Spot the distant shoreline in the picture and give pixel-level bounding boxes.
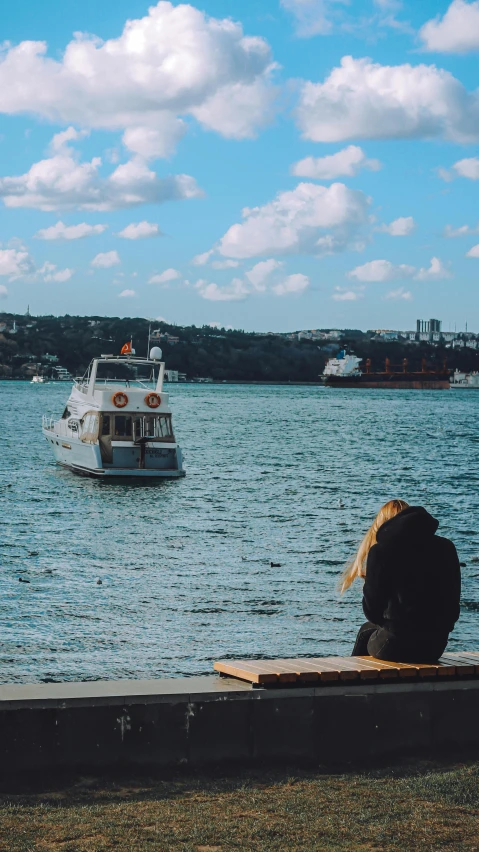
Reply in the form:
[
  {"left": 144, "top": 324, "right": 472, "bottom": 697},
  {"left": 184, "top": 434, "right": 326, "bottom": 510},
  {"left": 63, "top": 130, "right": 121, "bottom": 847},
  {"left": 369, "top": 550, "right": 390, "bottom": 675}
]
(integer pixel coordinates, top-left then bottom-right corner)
[{"left": 0, "top": 378, "right": 323, "bottom": 386}]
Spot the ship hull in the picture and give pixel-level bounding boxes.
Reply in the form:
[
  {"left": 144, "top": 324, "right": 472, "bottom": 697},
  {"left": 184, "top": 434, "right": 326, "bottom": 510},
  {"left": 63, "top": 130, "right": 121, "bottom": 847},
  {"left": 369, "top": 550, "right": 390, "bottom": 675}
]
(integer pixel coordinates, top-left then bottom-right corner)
[{"left": 323, "top": 376, "right": 450, "bottom": 389}]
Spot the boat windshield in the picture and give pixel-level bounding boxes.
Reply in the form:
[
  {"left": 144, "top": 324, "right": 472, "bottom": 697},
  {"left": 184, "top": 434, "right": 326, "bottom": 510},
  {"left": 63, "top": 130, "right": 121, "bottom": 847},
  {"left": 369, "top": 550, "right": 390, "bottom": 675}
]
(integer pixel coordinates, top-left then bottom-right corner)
[{"left": 79, "top": 360, "right": 161, "bottom": 389}]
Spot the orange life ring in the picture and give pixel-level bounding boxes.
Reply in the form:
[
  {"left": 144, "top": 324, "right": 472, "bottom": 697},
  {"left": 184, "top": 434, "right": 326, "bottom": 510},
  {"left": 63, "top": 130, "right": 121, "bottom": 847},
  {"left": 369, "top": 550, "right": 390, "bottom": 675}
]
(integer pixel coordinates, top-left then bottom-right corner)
[
  {"left": 112, "top": 391, "right": 128, "bottom": 408},
  {"left": 145, "top": 392, "right": 161, "bottom": 409}
]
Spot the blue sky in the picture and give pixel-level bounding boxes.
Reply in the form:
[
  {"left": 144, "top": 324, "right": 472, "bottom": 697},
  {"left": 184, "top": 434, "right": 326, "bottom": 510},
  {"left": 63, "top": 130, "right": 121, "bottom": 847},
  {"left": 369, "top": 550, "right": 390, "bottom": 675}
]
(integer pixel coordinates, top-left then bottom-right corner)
[{"left": 1, "top": 0, "right": 479, "bottom": 331}]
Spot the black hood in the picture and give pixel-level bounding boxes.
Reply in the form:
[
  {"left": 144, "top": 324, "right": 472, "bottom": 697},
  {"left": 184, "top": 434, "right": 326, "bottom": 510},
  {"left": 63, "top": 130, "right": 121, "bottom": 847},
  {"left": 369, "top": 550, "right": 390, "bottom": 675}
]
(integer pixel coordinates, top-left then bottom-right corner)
[{"left": 376, "top": 506, "right": 439, "bottom": 552}]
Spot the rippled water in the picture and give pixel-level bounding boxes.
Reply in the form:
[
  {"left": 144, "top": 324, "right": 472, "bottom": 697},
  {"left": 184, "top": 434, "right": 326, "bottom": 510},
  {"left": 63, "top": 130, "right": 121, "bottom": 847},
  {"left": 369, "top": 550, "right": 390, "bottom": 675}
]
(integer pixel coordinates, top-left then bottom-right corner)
[{"left": 1, "top": 381, "right": 478, "bottom": 684}]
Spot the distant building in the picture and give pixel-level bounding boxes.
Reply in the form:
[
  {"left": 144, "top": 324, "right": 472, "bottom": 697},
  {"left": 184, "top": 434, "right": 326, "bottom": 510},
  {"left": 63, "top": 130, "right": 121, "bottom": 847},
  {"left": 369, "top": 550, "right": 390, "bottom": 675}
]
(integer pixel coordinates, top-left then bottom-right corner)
[
  {"left": 416, "top": 318, "right": 442, "bottom": 333},
  {"left": 43, "top": 353, "right": 59, "bottom": 363},
  {"left": 164, "top": 370, "right": 179, "bottom": 382},
  {"left": 150, "top": 330, "right": 180, "bottom": 345},
  {"left": 374, "top": 330, "right": 399, "bottom": 341}
]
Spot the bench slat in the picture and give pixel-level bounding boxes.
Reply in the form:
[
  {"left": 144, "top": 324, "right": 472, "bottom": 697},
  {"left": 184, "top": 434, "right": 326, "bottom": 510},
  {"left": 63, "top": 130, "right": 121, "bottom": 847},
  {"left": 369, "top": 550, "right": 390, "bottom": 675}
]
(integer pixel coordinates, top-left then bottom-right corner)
[
  {"left": 214, "top": 651, "right": 479, "bottom": 686},
  {"left": 439, "top": 653, "right": 477, "bottom": 676}
]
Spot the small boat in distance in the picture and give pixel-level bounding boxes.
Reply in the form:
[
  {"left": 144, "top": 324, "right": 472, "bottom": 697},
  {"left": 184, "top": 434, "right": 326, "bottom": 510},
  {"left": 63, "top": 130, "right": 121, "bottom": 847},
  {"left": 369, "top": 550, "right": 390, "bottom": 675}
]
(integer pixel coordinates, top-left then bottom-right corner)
[
  {"left": 322, "top": 350, "right": 450, "bottom": 389},
  {"left": 450, "top": 370, "right": 479, "bottom": 389},
  {"left": 31, "top": 375, "right": 47, "bottom": 384},
  {"left": 42, "top": 346, "right": 185, "bottom": 478}
]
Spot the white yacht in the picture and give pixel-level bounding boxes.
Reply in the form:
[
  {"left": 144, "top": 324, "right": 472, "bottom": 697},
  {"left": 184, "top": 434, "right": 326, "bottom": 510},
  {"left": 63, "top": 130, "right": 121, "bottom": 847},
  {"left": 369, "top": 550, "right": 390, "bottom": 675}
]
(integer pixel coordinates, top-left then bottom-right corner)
[
  {"left": 42, "top": 349, "right": 185, "bottom": 478},
  {"left": 450, "top": 370, "right": 479, "bottom": 389},
  {"left": 31, "top": 375, "right": 47, "bottom": 384}
]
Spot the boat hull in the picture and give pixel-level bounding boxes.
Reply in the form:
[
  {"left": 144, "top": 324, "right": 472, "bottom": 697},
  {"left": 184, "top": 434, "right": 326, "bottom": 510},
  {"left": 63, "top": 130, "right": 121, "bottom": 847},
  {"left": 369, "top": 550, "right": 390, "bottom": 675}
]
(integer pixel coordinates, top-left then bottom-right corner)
[
  {"left": 57, "top": 463, "right": 185, "bottom": 478},
  {"left": 323, "top": 377, "right": 450, "bottom": 389},
  {"left": 43, "top": 429, "right": 185, "bottom": 478}
]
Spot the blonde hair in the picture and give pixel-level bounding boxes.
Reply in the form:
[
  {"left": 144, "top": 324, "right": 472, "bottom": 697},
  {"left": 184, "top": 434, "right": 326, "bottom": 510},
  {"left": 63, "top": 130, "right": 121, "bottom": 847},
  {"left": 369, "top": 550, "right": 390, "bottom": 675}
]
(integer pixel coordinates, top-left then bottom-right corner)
[{"left": 340, "top": 499, "right": 409, "bottom": 594}]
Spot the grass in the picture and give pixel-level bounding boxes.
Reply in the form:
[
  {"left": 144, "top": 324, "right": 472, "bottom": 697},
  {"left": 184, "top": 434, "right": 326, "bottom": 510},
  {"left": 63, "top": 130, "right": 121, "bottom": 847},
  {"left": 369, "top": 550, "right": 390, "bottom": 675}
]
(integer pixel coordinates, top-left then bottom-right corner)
[{"left": 1, "top": 760, "right": 479, "bottom": 851}]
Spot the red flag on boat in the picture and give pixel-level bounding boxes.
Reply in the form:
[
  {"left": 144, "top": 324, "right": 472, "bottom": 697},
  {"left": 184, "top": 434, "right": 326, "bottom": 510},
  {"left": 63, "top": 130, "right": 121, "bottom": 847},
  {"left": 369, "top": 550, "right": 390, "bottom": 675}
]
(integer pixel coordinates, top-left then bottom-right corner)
[{"left": 121, "top": 340, "right": 132, "bottom": 355}]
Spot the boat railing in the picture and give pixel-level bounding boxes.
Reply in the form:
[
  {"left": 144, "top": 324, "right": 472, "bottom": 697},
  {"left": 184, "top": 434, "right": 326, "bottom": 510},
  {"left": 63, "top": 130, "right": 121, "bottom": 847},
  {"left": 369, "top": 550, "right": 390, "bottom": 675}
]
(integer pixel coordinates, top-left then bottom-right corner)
[
  {"left": 42, "top": 414, "right": 55, "bottom": 431},
  {"left": 91, "top": 379, "right": 155, "bottom": 390}
]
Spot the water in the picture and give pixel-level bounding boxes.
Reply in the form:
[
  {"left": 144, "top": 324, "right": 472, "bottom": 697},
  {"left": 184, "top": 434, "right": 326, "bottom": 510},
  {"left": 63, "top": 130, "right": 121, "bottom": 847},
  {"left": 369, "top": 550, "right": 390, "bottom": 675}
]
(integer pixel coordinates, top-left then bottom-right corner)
[{"left": 1, "top": 381, "right": 478, "bottom": 684}]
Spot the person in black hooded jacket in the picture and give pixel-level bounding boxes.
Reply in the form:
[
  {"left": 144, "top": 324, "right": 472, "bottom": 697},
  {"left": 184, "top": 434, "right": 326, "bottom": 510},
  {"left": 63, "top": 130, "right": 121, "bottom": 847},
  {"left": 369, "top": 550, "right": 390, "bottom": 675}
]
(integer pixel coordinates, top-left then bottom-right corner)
[{"left": 340, "top": 500, "right": 461, "bottom": 663}]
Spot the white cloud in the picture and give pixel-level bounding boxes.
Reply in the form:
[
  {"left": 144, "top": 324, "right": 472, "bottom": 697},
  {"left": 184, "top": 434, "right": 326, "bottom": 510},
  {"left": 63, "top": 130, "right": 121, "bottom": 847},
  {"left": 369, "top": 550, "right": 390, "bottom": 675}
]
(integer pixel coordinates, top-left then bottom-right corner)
[
  {"left": 195, "top": 264, "right": 310, "bottom": 301},
  {"left": 415, "top": 256, "right": 451, "bottom": 280},
  {"left": 50, "top": 127, "right": 89, "bottom": 152},
  {"left": 35, "top": 221, "right": 108, "bottom": 240},
  {"left": 378, "top": 216, "right": 415, "bottom": 236},
  {"left": 0, "top": 3, "right": 277, "bottom": 154},
  {"left": 420, "top": 0, "right": 479, "bottom": 54},
  {"left": 118, "top": 289, "right": 136, "bottom": 298},
  {"left": 91, "top": 250, "right": 120, "bottom": 268},
  {"left": 280, "top": 0, "right": 347, "bottom": 37},
  {"left": 466, "top": 244, "right": 479, "bottom": 257},
  {"left": 245, "top": 258, "right": 283, "bottom": 290},
  {"left": 211, "top": 259, "right": 240, "bottom": 269},
  {"left": 0, "top": 133, "right": 202, "bottom": 211},
  {"left": 192, "top": 250, "right": 214, "bottom": 266},
  {"left": 0, "top": 248, "right": 34, "bottom": 279},
  {"left": 332, "top": 288, "right": 363, "bottom": 301},
  {"left": 349, "top": 256, "right": 450, "bottom": 282},
  {"left": 282, "top": 0, "right": 408, "bottom": 37},
  {"left": 452, "top": 157, "right": 479, "bottom": 180},
  {"left": 272, "top": 273, "right": 310, "bottom": 296},
  {"left": 0, "top": 285, "right": 7, "bottom": 298},
  {"left": 348, "top": 259, "right": 415, "bottom": 282},
  {"left": 291, "top": 145, "right": 381, "bottom": 179},
  {"left": 117, "top": 221, "right": 161, "bottom": 240},
  {"left": 195, "top": 277, "right": 249, "bottom": 302},
  {"left": 122, "top": 123, "right": 186, "bottom": 160},
  {"left": 39, "top": 261, "right": 74, "bottom": 282},
  {"left": 296, "top": 56, "right": 479, "bottom": 143},
  {"left": 148, "top": 268, "right": 181, "bottom": 284},
  {"left": 217, "top": 182, "right": 370, "bottom": 260},
  {"left": 385, "top": 287, "right": 412, "bottom": 300},
  {"left": 0, "top": 250, "right": 74, "bottom": 283},
  {"left": 444, "top": 223, "right": 479, "bottom": 237}
]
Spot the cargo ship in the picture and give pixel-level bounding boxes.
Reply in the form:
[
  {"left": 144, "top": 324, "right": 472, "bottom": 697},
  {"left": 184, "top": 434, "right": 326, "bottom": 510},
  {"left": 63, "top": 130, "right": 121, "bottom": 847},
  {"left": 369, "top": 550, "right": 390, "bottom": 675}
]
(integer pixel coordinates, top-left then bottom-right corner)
[{"left": 322, "top": 351, "right": 450, "bottom": 389}]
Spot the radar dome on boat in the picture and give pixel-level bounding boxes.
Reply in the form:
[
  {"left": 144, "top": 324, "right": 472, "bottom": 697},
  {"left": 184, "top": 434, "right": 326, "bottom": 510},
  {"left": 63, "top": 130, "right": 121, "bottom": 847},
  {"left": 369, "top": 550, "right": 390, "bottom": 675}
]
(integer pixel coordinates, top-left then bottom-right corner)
[{"left": 150, "top": 346, "right": 163, "bottom": 361}]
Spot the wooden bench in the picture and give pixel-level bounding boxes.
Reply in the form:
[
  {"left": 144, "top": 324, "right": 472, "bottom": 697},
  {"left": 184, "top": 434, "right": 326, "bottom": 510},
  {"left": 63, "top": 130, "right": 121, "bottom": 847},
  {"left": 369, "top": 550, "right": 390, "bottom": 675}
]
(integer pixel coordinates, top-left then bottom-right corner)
[{"left": 214, "top": 652, "right": 479, "bottom": 686}]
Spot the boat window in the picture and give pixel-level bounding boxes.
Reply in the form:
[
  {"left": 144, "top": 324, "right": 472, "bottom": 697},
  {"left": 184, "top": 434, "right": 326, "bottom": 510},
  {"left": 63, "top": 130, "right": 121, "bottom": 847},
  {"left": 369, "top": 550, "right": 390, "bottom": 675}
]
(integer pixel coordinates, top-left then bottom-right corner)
[
  {"left": 157, "top": 415, "right": 173, "bottom": 438},
  {"left": 61, "top": 407, "right": 71, "bottom": 420},
  {"left": 115, "top": 415, "right": 132, "bottom": 438},
  {"left": 80, "top": 412, "right": 100, "bottom": 444},
  {"left": 102, "top": 415, "right": 111, "bottom": 436},
  {"left": 132, "top": 414, "right": 174, "bottom": 440}
]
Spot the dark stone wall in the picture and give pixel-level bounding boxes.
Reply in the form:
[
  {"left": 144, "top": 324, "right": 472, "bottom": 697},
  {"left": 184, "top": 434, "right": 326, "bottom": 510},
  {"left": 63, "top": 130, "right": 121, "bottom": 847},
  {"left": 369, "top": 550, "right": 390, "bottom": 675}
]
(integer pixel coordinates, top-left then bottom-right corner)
[{"left": 1, "top": 676, "right": 479, "bottom": 774}]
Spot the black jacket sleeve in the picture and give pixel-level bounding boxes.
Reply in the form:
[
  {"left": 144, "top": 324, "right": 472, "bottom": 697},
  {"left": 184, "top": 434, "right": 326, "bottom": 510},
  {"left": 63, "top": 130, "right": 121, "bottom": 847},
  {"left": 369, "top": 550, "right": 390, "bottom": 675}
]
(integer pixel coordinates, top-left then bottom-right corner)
[
  {"left": 440, "top": 538, "right": 461, "bottom": 632},
  {"left": 362, "top": 544, "right": 389, "bottom": 626}
]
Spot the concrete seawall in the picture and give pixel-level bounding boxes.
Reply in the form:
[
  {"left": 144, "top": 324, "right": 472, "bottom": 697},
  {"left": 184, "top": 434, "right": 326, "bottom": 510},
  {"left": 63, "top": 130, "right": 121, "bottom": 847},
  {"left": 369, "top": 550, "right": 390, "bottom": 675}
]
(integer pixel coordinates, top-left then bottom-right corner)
[{"left": 2, "top": 675, "right": 479, "bottom": 774}]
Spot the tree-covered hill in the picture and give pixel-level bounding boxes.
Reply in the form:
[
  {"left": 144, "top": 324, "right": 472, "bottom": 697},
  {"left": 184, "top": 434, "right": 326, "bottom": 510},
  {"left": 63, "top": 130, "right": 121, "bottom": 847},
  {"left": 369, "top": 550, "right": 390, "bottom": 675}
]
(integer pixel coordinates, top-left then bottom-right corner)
[{"left": 0, "top": 312, "right": 478, "bottom": 381}]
